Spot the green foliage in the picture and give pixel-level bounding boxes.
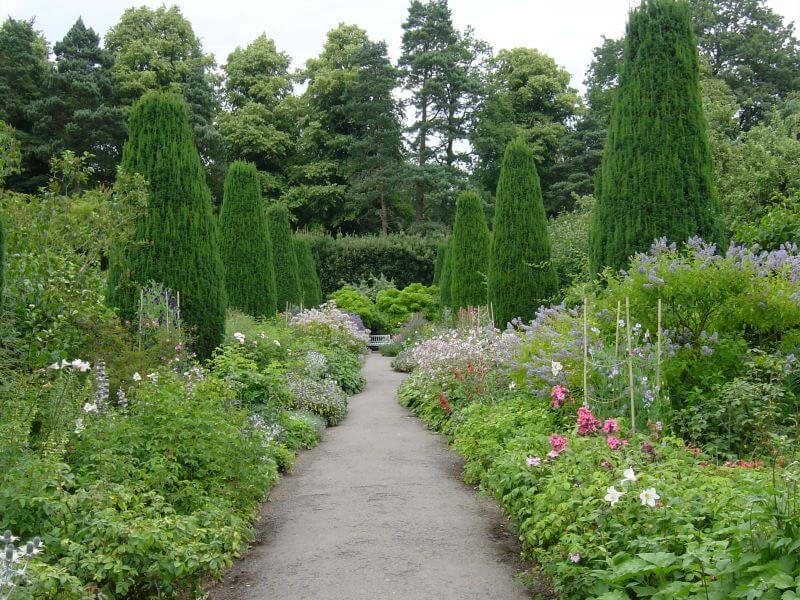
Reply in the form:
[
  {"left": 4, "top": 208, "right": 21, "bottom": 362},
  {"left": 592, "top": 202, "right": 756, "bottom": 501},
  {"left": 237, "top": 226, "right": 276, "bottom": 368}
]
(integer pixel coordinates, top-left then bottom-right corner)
[
  {"left": 328, "top": 287, "right": 389, "bottom": 333},
  {"left": 548, "top": 195, "right": 593, "bottom": 292},
  {"left": 432, "top": 241, "right": 447, "bottom": 285},
  {"left": 106, "top": 91, "right": 226, "bottom": 359},
  {"left": 293, "top": 236, "right": 323, "bottom": 307},
  {"left": 737, "top": 197, "right": 800, "bottom": 250},
  {"left": 376, "top": 283, "right": 438, "bottom": 326},
  {"left": 449, "top": 190, "right": 490, "bottom": 310},
  {"left": 488, "top": 138, "right": 558, "bottom": 326},
  {"left": 438, "top": 242, "right": 452, "bottom": 310},
  {"left": 590, "top": 0, "right": 724, "bottom": 273},
  {"left": 219, "top": 160, "right": 277, "bottom": 317},
  {"left": 303, "top": 232, "right": 439, "bottom": 295},
  {"left": 266, "top": 203, "right": 302, "bottom": 310}
]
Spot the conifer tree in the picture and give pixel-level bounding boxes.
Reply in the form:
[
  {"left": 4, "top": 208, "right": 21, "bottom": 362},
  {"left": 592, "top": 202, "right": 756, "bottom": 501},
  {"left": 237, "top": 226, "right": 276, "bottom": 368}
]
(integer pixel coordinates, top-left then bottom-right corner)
[
  {"left": 106, "top": 91, "right": 226, "bottom": 359},
  {"left": 438, "top": 242, "right": 452, "bottom": 310},
  {"left": 488, "top": 139, "right": 558, "bottom": 326},
  {"left": 590, "top": 0, "right": 723, "bottom": 272},
  {"left": 219, "top": 160, "right": 276, "bottom": 317},
  {"left": 293, "top": 237, "right": 323, "bottom": 308},
  {"left": 266, "top": 204, "right": 302, "bottom": 310},
  {"left": 433, "top": 241, "right": 447, "bottom": 285},
  {"left": 449, "top": 190, "right": 490, "bottom": 310}
]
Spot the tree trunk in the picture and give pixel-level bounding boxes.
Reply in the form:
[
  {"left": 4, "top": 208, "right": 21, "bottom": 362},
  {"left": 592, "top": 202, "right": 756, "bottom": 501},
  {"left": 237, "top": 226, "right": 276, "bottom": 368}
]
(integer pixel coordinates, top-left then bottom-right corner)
[{"left": 379, "top": 187, "right": 388, "bottom": 235}]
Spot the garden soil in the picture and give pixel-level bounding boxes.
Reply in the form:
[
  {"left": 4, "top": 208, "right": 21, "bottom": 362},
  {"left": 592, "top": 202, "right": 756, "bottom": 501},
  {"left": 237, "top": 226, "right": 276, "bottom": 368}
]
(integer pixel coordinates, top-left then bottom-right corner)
[{"left": 210, "top": 354, "right": 530, "bottom": 600}]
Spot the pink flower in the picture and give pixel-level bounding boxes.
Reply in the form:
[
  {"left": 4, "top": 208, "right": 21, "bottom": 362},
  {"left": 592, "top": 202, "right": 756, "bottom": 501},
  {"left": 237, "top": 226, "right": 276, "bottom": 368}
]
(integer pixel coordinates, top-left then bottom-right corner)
[
  {"left": 576, "top": 406, "right": 601, "bottom": 436},
  {"left": 550, "top": 385, "right": 568, "bottom": 408},
  {"left": 606, "top": 435, "right": 621, "bottom": 450},
  {"left": 548, "top": 434, "right": 568, "bottom": 457},
  {"left": 600, "top": 459, "right": 612, "bottom": 469},
  {"left": 602, "top": 418, "right": 619, "bottom": 433},
  {"left": 569, "top": 552, "right": 581, "bottom": 563},
  {"left": 525, "top": 456, "right": 542, "bottom": 467}
]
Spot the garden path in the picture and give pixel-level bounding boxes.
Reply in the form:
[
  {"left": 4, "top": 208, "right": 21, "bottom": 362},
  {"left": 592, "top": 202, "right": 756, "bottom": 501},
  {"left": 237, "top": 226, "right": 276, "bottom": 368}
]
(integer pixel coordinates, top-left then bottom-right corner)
[{"left": 211, "top": 353, "right": 529, "bottom": 600}]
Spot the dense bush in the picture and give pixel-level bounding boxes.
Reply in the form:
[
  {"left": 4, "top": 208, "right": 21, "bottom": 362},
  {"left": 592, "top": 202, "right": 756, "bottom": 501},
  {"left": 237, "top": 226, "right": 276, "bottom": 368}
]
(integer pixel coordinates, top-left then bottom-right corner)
[
  {"left": 376, "top": 283, "right": 438, "bottom": 326},
  {"left": 303, "top": 232, "right": 439, "bottom": 295},
  {"left": 219, "top": 160, "right": 277, "bottom": 317},
  {"left": 106, "top": 91, "right": 226, "bottom": 360},
  {"left": 328, "top": 287, "right": 390, "bottom": 333}
]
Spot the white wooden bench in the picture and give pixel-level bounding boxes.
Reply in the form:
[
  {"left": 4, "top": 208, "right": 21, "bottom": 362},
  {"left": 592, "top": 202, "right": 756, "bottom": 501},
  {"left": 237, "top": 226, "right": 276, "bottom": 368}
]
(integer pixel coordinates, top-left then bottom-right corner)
[{"left": 368, "top": 334, "right": 392, "bottom": 349}]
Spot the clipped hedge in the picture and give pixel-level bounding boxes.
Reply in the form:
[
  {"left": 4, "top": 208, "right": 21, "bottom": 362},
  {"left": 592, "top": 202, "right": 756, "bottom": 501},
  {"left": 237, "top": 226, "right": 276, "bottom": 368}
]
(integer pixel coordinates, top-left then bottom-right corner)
[{"left": 301, "top": 233, "right": 439, "bottom": 295}]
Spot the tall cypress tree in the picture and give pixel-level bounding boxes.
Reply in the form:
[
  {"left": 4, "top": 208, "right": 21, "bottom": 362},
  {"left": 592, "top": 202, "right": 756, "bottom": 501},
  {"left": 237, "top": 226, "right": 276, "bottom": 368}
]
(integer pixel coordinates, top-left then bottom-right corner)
[
  {"left": 107, "top": 91, "right": 226, "bottom": 359},
  {"left": 438, "top": 242, "right": 452, "bottom": 311},
  {"left": 266, "top": 204, "right": 302, "bottom": 310},
  {"left": 433, "top": 241, "right": 447, "bottom": 285},
  {"left": 449, "top": 190, "right": 490, "bottom": 310},
  {"left": 293, "top": 236, "right": 323, "bottom": 308},
  {"left": 590, "top": 0, "right": 723, "bottom": 272},
  {"left": 219, "top": 160, "right": 276, "bottom": 318},
  {"left": 488, "top": 139, "right": 558, "bottom": 326}
]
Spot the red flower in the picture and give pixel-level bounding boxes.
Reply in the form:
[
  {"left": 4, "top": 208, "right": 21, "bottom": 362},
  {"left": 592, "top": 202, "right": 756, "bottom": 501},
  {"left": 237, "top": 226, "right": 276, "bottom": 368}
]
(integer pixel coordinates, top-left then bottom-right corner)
[{"left": 438, "top": 393, "right": 452, "bottom": 413}]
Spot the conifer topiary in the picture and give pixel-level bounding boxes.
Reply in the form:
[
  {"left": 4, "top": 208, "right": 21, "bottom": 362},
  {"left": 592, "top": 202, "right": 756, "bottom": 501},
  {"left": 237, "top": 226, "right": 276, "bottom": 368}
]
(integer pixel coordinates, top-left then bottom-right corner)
[
  {"left": 293, "top": 236, "right": 323, "bottom": 308},
  {"left": 433, "top": 241, "right": 447, "bottom": 286},
  {"left": 449, "top": 190, "right": 490, "bottom": 310},
  {"left": 219, "top": 160, "right": 276, "bottom": 318},
  {"left": 438, "top": 242, "right": 452, "bottom": 311},
  {"left": 266, "top": 204, "right": 302, "bottom": 310},
  {"left": 488, "top": 139, "right": 558, "bottom": 326},
  {"left": 106, "top": 91, "right": 225, "bottom": 359},
  {"left": 590, "top": 0, "right": 723, "bottom": 272}
]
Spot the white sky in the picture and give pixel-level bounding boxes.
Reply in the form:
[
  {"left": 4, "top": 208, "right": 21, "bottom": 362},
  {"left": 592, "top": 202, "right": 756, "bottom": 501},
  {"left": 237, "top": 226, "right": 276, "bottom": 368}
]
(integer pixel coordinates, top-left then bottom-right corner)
[{"left": 4, "top": 0, "right": 800, "bottom": 94}]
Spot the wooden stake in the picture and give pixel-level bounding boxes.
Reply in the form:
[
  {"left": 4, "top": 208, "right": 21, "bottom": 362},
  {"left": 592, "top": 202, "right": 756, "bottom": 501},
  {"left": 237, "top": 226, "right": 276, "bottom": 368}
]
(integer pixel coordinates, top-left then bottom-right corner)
[
  {"left": 583, "top": 297, "right": 588, "bottom": 407},
  {"left": 656, "top": 298, "right": 662, "bottom": 405},
  {"left": 138, "top": 288, "right": 144, "bottom": 352},
  {"left": 626, "top": 296, "right": 635, "bottom": 434},
  {"left": 614, "top": 300, "right": 621, "bottom": 361}
]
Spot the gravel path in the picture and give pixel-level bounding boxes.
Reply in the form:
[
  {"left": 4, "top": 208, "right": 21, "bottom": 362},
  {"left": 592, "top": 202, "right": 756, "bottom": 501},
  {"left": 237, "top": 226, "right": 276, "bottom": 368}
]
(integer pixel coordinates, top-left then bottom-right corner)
[{"left": 211, "top": 353, "right": 529, "bottom": 600}]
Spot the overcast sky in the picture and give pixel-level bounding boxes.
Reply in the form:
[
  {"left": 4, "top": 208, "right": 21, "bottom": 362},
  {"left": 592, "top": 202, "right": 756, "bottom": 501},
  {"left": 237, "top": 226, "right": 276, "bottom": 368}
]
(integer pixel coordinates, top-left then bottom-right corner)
[{"left": 5, "top": 0, "right": 800, "bottom": 94}]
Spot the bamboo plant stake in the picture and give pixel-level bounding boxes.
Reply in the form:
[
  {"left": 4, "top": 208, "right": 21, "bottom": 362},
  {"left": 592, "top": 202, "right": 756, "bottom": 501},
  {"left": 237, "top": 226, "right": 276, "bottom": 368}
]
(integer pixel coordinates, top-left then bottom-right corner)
[
  {"left": 626, "top": 296, "right": 636, "bottom": 434},
  {"left": 583, "top": 297, "right": 589, "bottom": 407},
  {"left": 656, "top": 298, "right": 662, "bottom": 409},
  {"left": 138, "top": 288, "right": 144, "bottom": 352}
]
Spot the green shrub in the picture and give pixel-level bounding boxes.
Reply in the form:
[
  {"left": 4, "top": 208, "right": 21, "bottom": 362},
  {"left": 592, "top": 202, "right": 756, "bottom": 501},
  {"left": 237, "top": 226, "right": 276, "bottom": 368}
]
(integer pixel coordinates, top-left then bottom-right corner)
[
  {"left": 219, "top": 160, "right": 277, "bottom": 317},
  {"left": 106, "top": 91, "right": 226, "bottom": 359},
  {"left": 376, "top": 283, "right": 438, "bottom": 327},
  {"left": 450, "top": 190, "right": 490, "bottom": 310},
  {"left": 267, "top": 204, "right": 302, "bottom": 310},
  {"left": 549, "top": 195, "right": 593, "bottom": 292},
  {"left": 328, "top": 287, "right": 390, "bottom": 333},
  {"left": 303, "top": 232, "right": 439, "bottom": 295},
  {"left": 488, "top": 139, "right": 558, "bottom": 326},
  {"left": 293, "top": 236, "right": 323, "bottom": 307},
  {"left": 439, "top": 242, "right": 452, "bottom": 310},
  {"left": 590, "top": 0, "right": 723, "bottom": 273}
]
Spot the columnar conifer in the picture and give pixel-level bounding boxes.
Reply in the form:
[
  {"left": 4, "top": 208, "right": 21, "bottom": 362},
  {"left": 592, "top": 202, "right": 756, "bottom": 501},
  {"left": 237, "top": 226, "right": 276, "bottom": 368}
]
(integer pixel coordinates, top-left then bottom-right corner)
[
  {"left": 590, "top": 0, "right": 723, "bottom": 272},
  {"left": 266, "top": 204, "right": 302, "bottom": 310},
  {"left": 219, "top": 161, "right": 276, "bottom": 317},
  {"left": 438, "top": 242, "right": 452, "bottom": 311},
  {"left": 488, "top": 139, "right": 558, "bottom": 326},
  {"left": 293, "top": 236, "right": 323, "bottom": 308},
  {"left": 106, "top": 91, "right": 225, "bottom": 359},
  {"left": 433, "top": 241, "right": 447, "bottom": 286},
  {"left": 449, "top": 190, "right": 490, "bottom": 310}
]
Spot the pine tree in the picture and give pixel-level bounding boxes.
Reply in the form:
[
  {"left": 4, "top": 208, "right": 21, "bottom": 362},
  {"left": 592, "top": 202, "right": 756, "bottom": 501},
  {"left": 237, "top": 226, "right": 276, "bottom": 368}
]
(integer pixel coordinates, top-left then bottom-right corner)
[
  {"left": 449, "top": 190, "right": 490, "bottom": 310},
  {"left": 488, "top": 139, "right": 558, "bottom": 326},
  {"left": 293, "top": 236, "right": 323, "bottom": 308},
  {"left": 438, "top": 242, "right": 452, "bottom": 310},
  {"left": 219, "top": 160, "right": 276, "bottom": 318},
  {"left": 266, "top": 204, "right": 302, "bottom": 310},
  {"left": 590, "top": 0, "right": 723, "bottom": 273},
  {"left": 106, "top": 91, "right": 226, "bottom": 359}
]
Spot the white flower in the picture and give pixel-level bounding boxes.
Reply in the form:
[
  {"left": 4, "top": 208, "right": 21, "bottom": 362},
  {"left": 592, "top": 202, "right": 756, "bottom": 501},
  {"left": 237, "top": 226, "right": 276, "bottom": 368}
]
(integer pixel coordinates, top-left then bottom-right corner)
[
  {"left": 590, "top": 326, "right": 600, "bottom": 334},
  {"left": 550, "top": 361, "right": 563, "bottom": 377},
  {"left": 147, "top": 372, "right": 158, "bottom": 384},
  {"left": 48, "top": 362, "right": 61, "bottom": 370},
  {"left": 82, "top": 402, "right": 98, "bottom": 413},
  {"left": 132, "top": 372, "right": 142, "bottom": 382},
  {"left": 509, "top": 381, "right": 517, "bottom": 389},
  {"left": 618, "top": 319, "right": 625, "bottom": 328},
  {"left": 71, "top": 359, "right": 91, "bottom": 372},
  {"left": 233, "top": 332, "right": 245, "bottom": 344},
  {"left": 60, "top": 359, "right": 70, "bottom": 369},
  {"left": 525, "top": 456, "right": 541, "bottom": 467},
  {"left": 604, "top": 485, "right": 624, "bottom": 505},
  {"left": 622, "top": 468, "right": 637, "bottom": 484},
  {"left": 74, "top": 418, "right": 85, "bottom": 433},
  {"left": 273, "top": 339, "right": 281, "bottom": 347},
  {"left": 640, "top": 487, "right": 660, "bottom": 507},
  {"left": 568, "top": 552, "right": 581, "bottom": 563}
]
